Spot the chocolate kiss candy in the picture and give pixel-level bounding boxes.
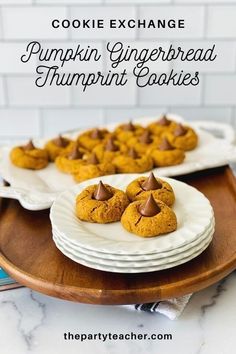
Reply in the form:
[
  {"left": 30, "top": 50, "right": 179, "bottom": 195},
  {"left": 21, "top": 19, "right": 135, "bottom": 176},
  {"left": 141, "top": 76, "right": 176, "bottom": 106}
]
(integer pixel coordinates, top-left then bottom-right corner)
[
  {"left": 139, "top": 194, "right": 161, "bottom": 217},
  {"left": 157, "top": 115, "right": 171, "bottom": 126},
  {"left": 141, "top": 172, "right": 162, "bottom": 191},
  {"left": 93, "top": 181, "right": 113, "bottom": 201},
  {"left": 123, "top": 121, "right": 134, "bottom": 131},
  {"left": 174, "top": 124, "right": 187, "bottom": 137},
  {"left": 23, "top": 139, "right": 35, "bottom": 151},
  {"left": 159, "top": 138, "right": 174, "bottom": 151},
  {"left": 68, "top": 146, "right": 82, "bottom": 160},
  {"left": 91, "top": 129, "right": 102, "bottom": 139},
  {"left": 128, "top": 148, "right": 138, "bottom": 159},
  {"left": 105, "top": 137, "right": 118, "bottom": 152},
  {"left": 139, "top": 130, "right": 152, "bottom": 144},
  {"left": 54, "top": 135, "right": 68, "bottom": 148},
  {"left": 87, "top": 153, "right": 99, "bottom": 165}
]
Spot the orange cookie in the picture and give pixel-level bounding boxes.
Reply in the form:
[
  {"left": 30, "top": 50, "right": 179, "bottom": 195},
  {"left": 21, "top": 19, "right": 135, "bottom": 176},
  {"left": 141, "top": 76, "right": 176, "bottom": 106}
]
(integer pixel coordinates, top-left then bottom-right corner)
[
  {"left": 112, "top": 148, "right": 153, "bottom": 173},
  {"left": 77, "top": 128, "right": 110, "bottom": 151},
  {"left": 10, "top": 140, "right": 49, "bottom": 170},
  {"left": 44, "top": 135, "right": 74, "bottom": 162},
  {"left": 55, "top": 144, "right": 85, "bottom": 174},
  {"left": 126, "top": 172, "right": 175, "bottom": 206},
  {"left": 76, "top": 181, "right": 129, "bottom": 223},
  {"left": 93, "top": 136, "right": 127, "bottom": 163},
  {"left": 151, "top": 138, "right": 185, "bottom": 167},
  {"left": 148, "top": 115, "right": 177, "bottom": 136},
  {"left": 114, "top": 121, "right": 144, "bottom": 143},
  {"left": 121, "top": 194, "right": 177, "bottom": 237},
  {"left": 127, "top": 130, "right": 161, "bottom": 155},
  {"left": 164, "top": 123, "right": 198, "bottom": 151},
  {"left": 73, "top": 153, "right": 116, "bottom": 182}
]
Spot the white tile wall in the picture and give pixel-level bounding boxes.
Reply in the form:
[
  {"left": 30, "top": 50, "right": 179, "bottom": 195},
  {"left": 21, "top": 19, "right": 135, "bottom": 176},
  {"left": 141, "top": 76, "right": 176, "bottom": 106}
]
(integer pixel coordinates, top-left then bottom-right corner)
[
  {"left": 7, "top": 77, "right": 71, "bottom": 107},
  {"left": 139, "top": 81, "right": 202, "bottom": 106},
  {"left": 42, "top": 109, "right": 104, "bottom": 137},
  {"left": 37, "top": 0, "right": 102, "bottom": 3},
  {"left": 2, "top": 6, "right": 68, "bottom": 40},
  {"left": 106, "top": 0, "right": 171, "bottom": 3},
  {"left": 0, "top": 78, "right": 6, "bottom": 106},
  {"left": 138, "top": 6, "right": 205, "bottom": 39},
  {"left": 72, "top": 76, "right": 136, "bottom": 107},
  {"left": 0, "top": 109, "right": 40, "bottom": 137},
  {"left": 104, "top": 107, "right": 167, "bottom": 124},
  {"left": 0, "top": 0, "right": 32, "bottom": 3},
  {"left": 169, "top": 107, "right": 232, "bottom": 123},
  {"left": 205, "top": 75, "right": 236, "bottom": 105},
  {"left": 172, "top": 41, "right": 236, "bottom": 73},
  {"left": 207, "top": 6, "right": 236, "bottom": 38},
  {"left": 0, "top": 43, "right": 38, "bottom": 74},
  {"left": 0, "top": 1, "right": 235, "bottom": 143}
]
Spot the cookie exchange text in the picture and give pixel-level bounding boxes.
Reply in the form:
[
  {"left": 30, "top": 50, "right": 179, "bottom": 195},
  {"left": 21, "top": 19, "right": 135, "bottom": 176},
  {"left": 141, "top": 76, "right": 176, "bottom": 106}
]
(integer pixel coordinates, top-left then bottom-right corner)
[{"left": 52, "top": 18, "right": 185, "bottom": 30}]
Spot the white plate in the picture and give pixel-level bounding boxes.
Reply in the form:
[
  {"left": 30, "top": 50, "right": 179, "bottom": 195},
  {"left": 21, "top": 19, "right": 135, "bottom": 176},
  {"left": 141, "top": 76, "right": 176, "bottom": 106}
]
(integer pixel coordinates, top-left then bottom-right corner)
[
  {"left": 53, "top": 225, "right": 214, "bottom": 268},
  {"left": 53, "top": 232, "right": 213, "bottom": 273},
  {"left": 53, "top": 218, "right": 215, "bottom": 261},
  {"left": 0, "top": 116, "right": 235, "bottom": 210},
  {"left": 50, "top": 174, "right": 214, "bottom": 255}
]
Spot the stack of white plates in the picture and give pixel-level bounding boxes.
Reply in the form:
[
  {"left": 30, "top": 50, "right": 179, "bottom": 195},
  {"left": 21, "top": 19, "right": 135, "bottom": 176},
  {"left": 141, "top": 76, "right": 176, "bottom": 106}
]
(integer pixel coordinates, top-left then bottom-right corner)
[{"left": 50, "top": 174, "right": 215, "bottom": 273}]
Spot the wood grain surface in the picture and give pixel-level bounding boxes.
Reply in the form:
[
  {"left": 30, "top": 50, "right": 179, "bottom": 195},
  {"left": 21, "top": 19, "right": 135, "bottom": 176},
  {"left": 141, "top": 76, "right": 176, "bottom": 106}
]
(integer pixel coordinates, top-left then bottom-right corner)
[{"left": 0, "top": 166, "right": 236, "bottom": 305}]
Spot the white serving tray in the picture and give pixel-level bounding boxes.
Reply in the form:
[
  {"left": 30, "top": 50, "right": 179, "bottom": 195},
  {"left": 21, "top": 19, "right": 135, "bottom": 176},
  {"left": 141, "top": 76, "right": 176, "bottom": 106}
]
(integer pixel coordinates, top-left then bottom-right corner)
[{"left": 0, "top": 115, "right": 235, "bottom": 210}]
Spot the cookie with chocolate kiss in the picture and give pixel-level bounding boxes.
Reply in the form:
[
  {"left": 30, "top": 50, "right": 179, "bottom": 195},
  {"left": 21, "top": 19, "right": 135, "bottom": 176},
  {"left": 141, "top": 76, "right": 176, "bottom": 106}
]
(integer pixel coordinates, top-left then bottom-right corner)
[
  {"left": 164, "top": 123, "right": 198, "bottom": 151},
  {"left": 126, "top": 130, "right": 161, "bottom": 155},
  {"left": 55, "top": 144, "right": 84, "bottom": 174},
  {"left": 45, "top": 135, "right": 74, "bottom": 162},
  {"left": 112, "top": 148, "right": 153, "bottom": 174},
  {"left": 114, "top": 120, "right": 144, "bottom": 143},
  {"left": 121, "top": 195, "right": 177, "bottom": 237},
  {"left": 93, "top": 181, "right": 113, "bottom": 201},
  {"left": 148, "top": 115, "right": 177, "bottom": 136},
  {"left": 23, "top": 139, "right": 36, "bottom": 151},
  {"left": 150, "top": 137, "right": 185, "bottom": 167},
  {"left": 76, "top": 182, "right": 129, "bottom": 223},
  {"left": 73, "top": 152, "right": 116, "bottom": 183},
  {"left": 10, "top": 140, "right": 49, "bottom": 170},
  {"left": 92, "top": 136, "right": 127, "bottom": 163},
  {"left": 126, "top": 173, "right": 175, "bottom": 206},
  {"left": 77, "top": 128, "right": 110, "bottom": 151}
]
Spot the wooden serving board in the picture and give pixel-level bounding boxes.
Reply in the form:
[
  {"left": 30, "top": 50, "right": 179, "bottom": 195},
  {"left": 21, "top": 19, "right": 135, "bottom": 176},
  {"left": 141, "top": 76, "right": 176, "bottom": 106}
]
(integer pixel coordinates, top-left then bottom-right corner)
[{"left": 0, "top": 166, "right": 236, "bottom": 305}]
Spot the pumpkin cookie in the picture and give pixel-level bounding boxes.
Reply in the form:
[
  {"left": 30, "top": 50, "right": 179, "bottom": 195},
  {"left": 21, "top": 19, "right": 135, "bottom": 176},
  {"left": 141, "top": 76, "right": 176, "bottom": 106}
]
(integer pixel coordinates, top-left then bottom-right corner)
[
  {"left": 77, "top": 128, "right": 109, "bottom": 151},
  {"left": 76, "top": 181, "right": 129, "bottom": 223},
  {"left": 114, "top": 121, "right": 144, "bottom": 143},
  {"left": 121, "top": 194, "right": 177, "bottom": 237},
  {"left": 112, "top": 148, "right": 153, "bottom": 174},
  {"left": 126, "top": 172, "right": 175, "bottom": 206},
  {"left": 151, "top": 138, "right": 185, "bottom": 167},
  {"left": 73, "top": 153, "right": 116, "bottom": 183},
  {"left": 55, "top": 144, "right": 85, "bottom": 174},
  {"left": 10, "top": 140, "right": 49, "bottom": 170},
  {"left": 93, "top": 136, "right": 127, "bottom": 163},
  {"left": 148, "top": 115, "right": 177, "bottom": 136},
  {"left": 164, "top": 123, "right": 198, "bottom": 151},
  {"left": 127, "top": 130, "right": 161, "bottom": 155},
  {"left": 44, "top": 135, "right": 74, "bottom": 162}
]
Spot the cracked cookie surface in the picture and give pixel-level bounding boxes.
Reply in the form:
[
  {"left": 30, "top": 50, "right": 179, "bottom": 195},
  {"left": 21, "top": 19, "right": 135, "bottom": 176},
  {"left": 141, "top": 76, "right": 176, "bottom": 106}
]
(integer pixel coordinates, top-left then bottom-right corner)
[
  {"left": 126, "top": 176, "right": 175, "bottom": 206},
  {"left": 75, "top": 184, "right": 129, "bottom": 223},
  {"left": 121, "top": 199, "right": 177, "bottom": 237}
]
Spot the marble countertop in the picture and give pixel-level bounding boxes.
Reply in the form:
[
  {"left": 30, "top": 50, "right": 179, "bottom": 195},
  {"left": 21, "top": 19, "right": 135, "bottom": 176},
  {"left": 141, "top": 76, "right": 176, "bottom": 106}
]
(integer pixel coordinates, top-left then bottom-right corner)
[{"left": 0, "top": 272, "right": 235, "bottom": 354}]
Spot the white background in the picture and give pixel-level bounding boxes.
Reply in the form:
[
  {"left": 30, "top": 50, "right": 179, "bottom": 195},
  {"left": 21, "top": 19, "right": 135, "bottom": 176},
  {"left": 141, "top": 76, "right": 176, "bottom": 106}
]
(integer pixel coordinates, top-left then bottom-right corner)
[{"left": 0, "top": 0, "right": 235, "bottom": 143}]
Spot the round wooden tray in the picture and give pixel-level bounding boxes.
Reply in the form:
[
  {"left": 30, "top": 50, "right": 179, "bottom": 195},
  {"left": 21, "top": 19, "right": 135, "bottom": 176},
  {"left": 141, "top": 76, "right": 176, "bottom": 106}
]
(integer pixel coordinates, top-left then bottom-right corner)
[{"left": 1, "top": 166, "right": 236, "bottom": 305}]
